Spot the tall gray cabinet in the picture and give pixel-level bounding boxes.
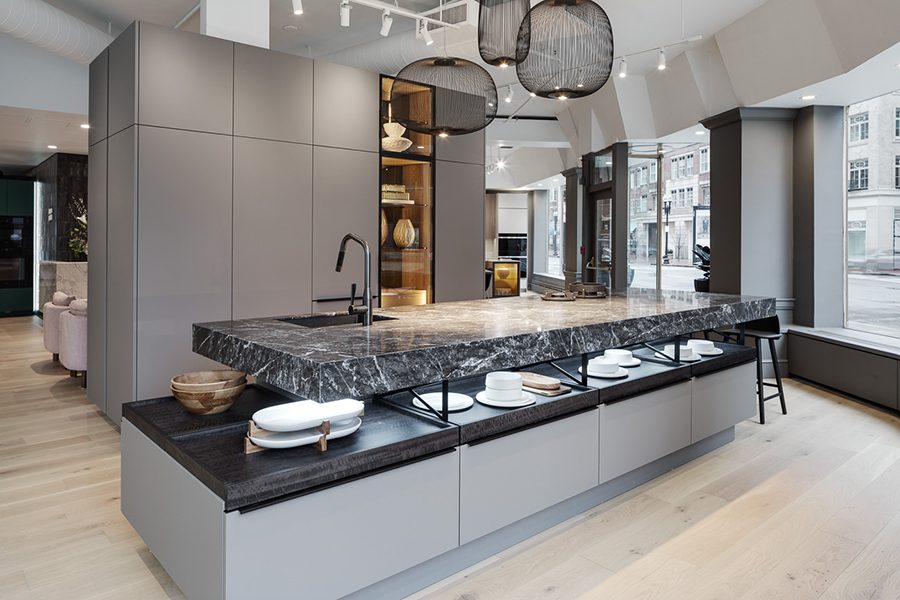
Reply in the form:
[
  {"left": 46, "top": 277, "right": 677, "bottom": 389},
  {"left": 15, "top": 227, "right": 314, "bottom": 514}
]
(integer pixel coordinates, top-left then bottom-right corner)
[{"left": 89, "top": 22, "right": 485, "bottom": 421}]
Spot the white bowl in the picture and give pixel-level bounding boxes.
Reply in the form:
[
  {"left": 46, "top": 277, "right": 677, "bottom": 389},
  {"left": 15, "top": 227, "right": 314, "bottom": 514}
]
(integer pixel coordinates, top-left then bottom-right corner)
[
  {"left": 688, "top": 339, "right": 716, "bottom": 353},
  {"left": 603, "top": 349, "right": 634, "bottom": 365},
  {"left": 383, "top": 121, "right": 407, "bottom": 137},
  {"left": 588, "top": 356, "right": 619, "bottom": 374},
  {"left": 663, "top": 344, "right": 698, "bottom": 361},
  {"left": 485, "top": 371, "right": 522, "bottom": 390},
  {"left": 381, "top": 136, "right": 413, "bottom": 153},
  {"left": 484, "top": 387, "right": 524, "bottom": 402}
]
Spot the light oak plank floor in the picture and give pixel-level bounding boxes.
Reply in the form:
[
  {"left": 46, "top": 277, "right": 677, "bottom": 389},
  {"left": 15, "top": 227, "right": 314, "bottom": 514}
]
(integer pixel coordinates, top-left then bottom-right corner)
[{"left": 2, "top": 316, "right": 899, "bottom": 600}]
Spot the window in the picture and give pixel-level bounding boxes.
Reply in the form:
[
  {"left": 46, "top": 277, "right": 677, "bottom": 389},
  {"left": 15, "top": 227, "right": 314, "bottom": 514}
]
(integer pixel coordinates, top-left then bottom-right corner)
[
  {"left": 685, "top": 154, "right": 694, "bottom": 177},
  {"left": 649, "top": 192, "right": 656, "bottom": 211},
  {"left": 700, "top": 185, "right": 710, "bottom": 206},
  {"left": 671, "top": 158, "right": 678, "bottom": 179},
  {"left": 631, "top": 169, "right": 638, "bottom": 188},
  {"left": 895, "top": 108, "right": 899, "bottom": 138},
  {"left": 544, "top": 183, "right": 565, "bottom": 277},
  {"left": 849, "top": 112, "right": 869, "bottom": 143},
  {"left": 639, "top": 194, "right": 648, "bottom": 212},
  {"left": 650, "top": 161, "right": 657, "bottom": 182},
  {"left": 686, "top": 187, "right": 694, "bottom": 206},
  {"left": 849, "top": 159, "right": 869, "bottom": 191},
  {"left": 640, "top": 166, "right": 648, "bottom": 186},
  {"left": 896, "top": 156, "right": 900, "bottom": 189},
  {"left": 700, "top": 147, "right": 709, "bottom": 173}
]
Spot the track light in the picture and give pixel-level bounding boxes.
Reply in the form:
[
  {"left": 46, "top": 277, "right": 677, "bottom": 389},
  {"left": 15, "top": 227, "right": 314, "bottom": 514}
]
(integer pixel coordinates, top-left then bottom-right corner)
[
  {"left": 340, "top": 1, "right": 350, "bottom": 27},
  {"left": 420, "top": 20, "right": 433, "bottom": 46},
  {"left": 497, "top": 160, "right": 506, "bottom": 170},
  {"left": 504, "top": 85, "right": 514, "bottom": 104},
  {"left": 380, "top": 10, "right": 392, "bottom": 36},
  {"left": 657, "top": 48, "right": 666, "bottom": 71},
  {"left": 618, "top": 58, "right": 627, "bottom": 78},
  {"left": 292, "top": 0, "right": 303, "bottom": 15}
]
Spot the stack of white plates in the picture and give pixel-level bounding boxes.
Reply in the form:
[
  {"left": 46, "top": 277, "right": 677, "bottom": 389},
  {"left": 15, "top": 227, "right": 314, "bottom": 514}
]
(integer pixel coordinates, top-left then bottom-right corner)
[
  {"left": 249, "top": 399, "right": 364, "bottom": 449},
  {"left": 476, "top": 372, "right": 536, "bottom": 408},
  {"left": 412, "top": 392, "right": 474, "bottom": 412},
  {"left": 579, "top": 356, "right": 628, "bottom": 379}
]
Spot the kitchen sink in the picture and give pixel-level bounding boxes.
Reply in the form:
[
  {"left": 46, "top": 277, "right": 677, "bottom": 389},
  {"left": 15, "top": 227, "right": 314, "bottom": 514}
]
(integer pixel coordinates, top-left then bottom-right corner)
[{"left": 278, "top": 313, "right": 397, "bottom": 328}]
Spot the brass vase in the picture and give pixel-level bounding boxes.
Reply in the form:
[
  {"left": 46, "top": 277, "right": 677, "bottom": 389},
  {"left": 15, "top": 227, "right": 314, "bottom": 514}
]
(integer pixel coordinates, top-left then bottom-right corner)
[{"left": 393, "top": 218, "right": 415, "bottom": 249}]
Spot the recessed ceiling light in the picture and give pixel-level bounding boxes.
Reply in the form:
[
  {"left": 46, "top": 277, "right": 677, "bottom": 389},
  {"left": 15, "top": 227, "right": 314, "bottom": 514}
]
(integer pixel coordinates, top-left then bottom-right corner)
[
  {"left": 695, "top": 130, "right": 705, "bottom": 135},
  {"left": 292, "top": 0, "right": 303, "bottom": 15},
  {"left": 800, "top": 94, "right": 816, "bottom": 101},
  {"left": 47, "top": 145, "right": 58, "bottom": 149},
  {"left": 80, "top": 123, "right": 90, "bottom": 129}
]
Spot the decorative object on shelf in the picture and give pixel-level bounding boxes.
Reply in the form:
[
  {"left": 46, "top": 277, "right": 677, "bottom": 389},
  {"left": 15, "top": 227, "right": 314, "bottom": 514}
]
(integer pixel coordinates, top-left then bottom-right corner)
[
  {"left": 391, "top": 57, "right": 498, "bottom": 136},
  {"left": 516, "top": 0, "right": 614, "bottom": 100},
  {"left": 540, "top": 290, "right": 577, "bottom": 301},
  {"left": 170, "top": 370, "right": 247, "bottom": 414},
  {"left": 381, "top": 119, "right": 413, "bottom": 153},
  {"left": 392, "top": 218, "right": 416, "bottom": 248},
  {"left": 478, "top": 0, "right": 531, "bottom": 67},
  {"left": 381, "top": 210, "right": 388, "bottom": 244},
  {"left": 567, "top": 281, "right": 608, "bottom": 298},
  {"left": 381, "top": 183, "right": 412, "bottom": 203}
]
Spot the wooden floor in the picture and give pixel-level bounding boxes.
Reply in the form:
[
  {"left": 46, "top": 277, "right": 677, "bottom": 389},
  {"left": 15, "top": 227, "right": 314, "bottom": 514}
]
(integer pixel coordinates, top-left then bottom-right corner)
[{"left": 1, "top": 316, "right": 899, "bottom": 600}]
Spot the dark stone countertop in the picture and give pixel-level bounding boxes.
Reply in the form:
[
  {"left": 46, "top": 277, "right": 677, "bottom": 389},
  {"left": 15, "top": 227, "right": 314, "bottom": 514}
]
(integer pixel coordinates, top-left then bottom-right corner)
[
  {"left": 194, "top": 289, "right": 775, "bottom": 401},
  {"left": 123, "top": 386, "right": 458, "bottom": 512}
]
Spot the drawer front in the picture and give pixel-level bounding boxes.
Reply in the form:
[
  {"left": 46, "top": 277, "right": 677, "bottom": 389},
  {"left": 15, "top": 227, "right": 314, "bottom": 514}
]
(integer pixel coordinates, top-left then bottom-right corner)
[
  {"left": 460, "top": 409, "right": 600, "bottom": 545},
  {"left": 225, "top": 450, "right": 460, "bottom": 600},
  {"left": 692, "top": 362, "right": 757, "bottom": 442},
  {"left": 600, "top": 381, "right": 692, "bottom": 483}
]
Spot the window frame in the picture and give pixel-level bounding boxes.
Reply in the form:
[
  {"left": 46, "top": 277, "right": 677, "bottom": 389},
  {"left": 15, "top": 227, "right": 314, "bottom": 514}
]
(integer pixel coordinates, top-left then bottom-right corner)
[
  {"left": 849, "top": 112, "right": 869, "bottom": 143},
  {"left": 700, "top": 147, "right": 709, "bottom": 173},
  {"left": 849, "top": 158, "right": 869, "bottom": 191}
]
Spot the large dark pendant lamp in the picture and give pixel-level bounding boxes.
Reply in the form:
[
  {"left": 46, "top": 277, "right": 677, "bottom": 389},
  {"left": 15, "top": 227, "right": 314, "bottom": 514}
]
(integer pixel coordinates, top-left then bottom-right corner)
[
  {"left": 390, "top": 57, "right": 498, "bottom": 136},
  {"left": 516, "top": 0, "right": 614, "bottom": 100},
  {"left": 478, "top": 0, "right": 531, "bottom": 68}
]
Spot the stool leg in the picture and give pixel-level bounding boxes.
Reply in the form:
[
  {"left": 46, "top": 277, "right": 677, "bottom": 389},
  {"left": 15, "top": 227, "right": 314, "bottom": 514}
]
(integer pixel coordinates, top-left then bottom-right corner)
[
  {"left": 52, "top": 353, "right": 59, "bottom": 362},
  {"left": 756, "top": 338, "right": 765, "bottom": 424},
  {"left": 69, "top": 370, "right": 77, "bottom": 378},
  {"left": 769, "top": 338, "right": 787, "bottom": 415}
]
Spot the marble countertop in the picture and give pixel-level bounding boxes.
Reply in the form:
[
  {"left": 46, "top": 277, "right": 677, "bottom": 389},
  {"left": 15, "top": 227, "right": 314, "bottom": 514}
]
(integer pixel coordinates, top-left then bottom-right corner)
[{"left": 194, "top": 289, "right": 774, "bottom": 401}]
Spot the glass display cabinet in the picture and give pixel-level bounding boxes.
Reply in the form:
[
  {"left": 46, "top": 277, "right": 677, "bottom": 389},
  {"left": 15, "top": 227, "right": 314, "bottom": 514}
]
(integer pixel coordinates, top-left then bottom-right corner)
[{"left": 379, "top": 76, "right": 435, "bottom": 307}]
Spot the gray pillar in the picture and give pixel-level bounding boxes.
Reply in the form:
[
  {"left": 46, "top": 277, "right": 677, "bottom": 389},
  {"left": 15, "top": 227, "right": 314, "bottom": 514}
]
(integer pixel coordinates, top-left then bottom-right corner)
[
  {"left": 562, "top": 167, "right": 582, "bottom": 285},
  {"left": 792, "top": 106, "right": 844, "bottom": 328}
]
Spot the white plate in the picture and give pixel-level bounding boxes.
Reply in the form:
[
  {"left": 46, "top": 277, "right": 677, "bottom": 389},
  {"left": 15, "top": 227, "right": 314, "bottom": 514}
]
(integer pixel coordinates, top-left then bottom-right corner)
[
  {"left": 249, "top": 417, "right": 362, "bottom": 449},
  {"left": 696, "top": 348, "right": 724, "bottom": 356},
  {"left": 655, "top": 352, "right": 701, "bottom": 363},
  {"left": 619, "top": 358, "right": 642, "bottom": 368},
  {"left": 475, "top": 390, "right": 537, "bottom": 408},
  {"left": 578, "top": 366, "right": 629, "bottom": 379},
  {"left": 412, "top": 392, "right": 474, "bottom": 412},
  {"left": 252, "top": 399, "right": 364, "bottom": 433}
]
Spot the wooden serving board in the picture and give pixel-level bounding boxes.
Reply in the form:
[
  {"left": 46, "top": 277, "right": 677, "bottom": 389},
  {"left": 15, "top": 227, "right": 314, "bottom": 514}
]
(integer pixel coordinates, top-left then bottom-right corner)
[
  {"left": 523, "top": 384, "right": 572, "bottom": 397},
  {"left": 520, "top": 372, "right": 562, "bottom": 390}
]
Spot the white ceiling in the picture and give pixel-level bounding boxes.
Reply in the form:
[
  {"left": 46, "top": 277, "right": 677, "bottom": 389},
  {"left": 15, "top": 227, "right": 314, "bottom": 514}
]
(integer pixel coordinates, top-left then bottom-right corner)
[{"left": 0, "top": 106, "right": 89, "bottom": 174}]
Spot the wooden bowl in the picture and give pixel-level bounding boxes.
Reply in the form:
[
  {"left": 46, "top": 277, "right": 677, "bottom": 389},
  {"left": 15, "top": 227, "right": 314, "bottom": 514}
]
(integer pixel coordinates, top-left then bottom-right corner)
[
  {"left": 171, "top": 384, "right": 246, "bottom": 415},
  {"left": 171, "top": 370, "right": 246, "bottom": 392}
]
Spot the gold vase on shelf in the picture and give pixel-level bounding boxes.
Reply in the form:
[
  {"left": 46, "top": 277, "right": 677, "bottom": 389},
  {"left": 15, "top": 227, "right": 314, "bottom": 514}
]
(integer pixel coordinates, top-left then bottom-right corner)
[
  {"left": 393, "top": 218, "right": 415, "bottom": 249},
  {"left": 381, "top": 210, "right": 388, "bottom": 245}
]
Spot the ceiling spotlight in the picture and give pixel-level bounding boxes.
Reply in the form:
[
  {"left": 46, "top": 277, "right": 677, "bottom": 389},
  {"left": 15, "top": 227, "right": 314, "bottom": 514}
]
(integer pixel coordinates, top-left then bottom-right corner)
[
  {"left": 504, "top": 85, "right": 514, "bottom": 104},
  {"left": 497, "top": 160, "right": 506, "bottom": 169},
  {"left": 420, "top": 21, "right": 433, "bottom": 46},
  {"left": 618, "top": 58, "right": 627, "bottom": 78},
  {"left": 529, "top": 91, "right": 536, "bottom": 97},
  {"left": 557, "top": 94, "right": 568, "bottom": 101},
  {"left": 47, "top": 145, "right": 58, "bottom": 149},
  {"left": 340, "top": 1, "right": 350, "bottom": 27},
  {"left": 499, "top": 61, "right": 509, "bottom": 69},
  {"left": 80, "top": 123, "right": 90, "bottom": 129},
  {"left": 380, "top": 10, "right": 392, "bottom": 36},
  {"left": 438, "top": 131, "right": 449, "bottom": 138},
  {"left": 694, "top": 130, "right": 705, "bottom": 135},
  {"left": 292, "top": 0, "right": 303, "bottom": 15},
  {"left": 800, "top": 94, "right": 816, "bottom": 101},
  {"left": 657, "top": 48, "right": 667, "bottom": 71}
]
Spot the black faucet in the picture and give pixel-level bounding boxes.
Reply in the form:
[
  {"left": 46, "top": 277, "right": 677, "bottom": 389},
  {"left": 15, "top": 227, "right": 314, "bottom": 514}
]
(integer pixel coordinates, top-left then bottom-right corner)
[{"left": 335, "top": 233, "right": 372, "bottom": 326}]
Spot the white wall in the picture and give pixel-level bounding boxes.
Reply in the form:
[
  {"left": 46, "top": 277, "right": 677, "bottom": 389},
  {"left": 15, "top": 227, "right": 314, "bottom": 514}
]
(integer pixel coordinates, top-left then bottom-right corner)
[{"left": 497, "top": 193, "right": 528, "bottom": 234}]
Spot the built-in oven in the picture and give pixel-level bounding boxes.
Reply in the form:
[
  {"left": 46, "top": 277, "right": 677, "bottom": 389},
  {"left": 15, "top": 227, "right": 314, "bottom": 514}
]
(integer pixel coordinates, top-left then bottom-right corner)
[
  {"left": 0, "top": 216, "right": 34, "bottom": 289},
  {"left": 498, "top": 233, "right": 527, "bottom": 277}
]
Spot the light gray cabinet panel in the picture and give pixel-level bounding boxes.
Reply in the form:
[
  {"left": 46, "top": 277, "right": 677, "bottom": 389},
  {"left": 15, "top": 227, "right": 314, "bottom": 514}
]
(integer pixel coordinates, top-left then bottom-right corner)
[
  {"left": 435, "top": 160, "right": 485, "bottom": 302},
  {"left": 234, "top": 44, "right": 312, "bottom": 144},
  {"left": 233, "top": 138, "right": 312, "bottom": 319},
  {"left": 436, "top": 129, "right": 485, "bottom": 164},
  {"left": 137, "top": 22, "right": 233, "bottom": 135},
  {"left": 88, "top": 49, "right": 108, "bottom": 145},
  {"left": 137, "top": 126, "right": 232, "bottom": 401},
  {"left": 460, "top": 410, "right": 599, "bottom": 545},
  {"left": 225, "top": 450, "right": 460, "bottom": 600},
  {"left": 312, "top": 146, "right": 379, "bottom": 301},
  {"left": 121, "top": 421, "right": 225, "bottom": 600},
  {"left": 107, "top": 23, "right": 136, "bottom": 136},
  {"left": 106, "top": 127, "right": 137, "bottom": 422},
  {"left": 691, "top": 363, "right": 756, "bottom": 443},
  {"left": 600, "top": 381, "right": 692, "bottom": 483},
  {"left": 312, "top": 61, "right": 378, "bottom": 152},
  {"left": 87, "top": 140, "right": 107, "bottom": 412}
]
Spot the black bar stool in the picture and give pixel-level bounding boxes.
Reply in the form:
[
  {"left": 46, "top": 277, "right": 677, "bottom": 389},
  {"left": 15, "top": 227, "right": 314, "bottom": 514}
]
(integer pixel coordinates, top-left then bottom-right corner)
[{"left": 719, "top": 316, "right": 786, "bottom": 424}]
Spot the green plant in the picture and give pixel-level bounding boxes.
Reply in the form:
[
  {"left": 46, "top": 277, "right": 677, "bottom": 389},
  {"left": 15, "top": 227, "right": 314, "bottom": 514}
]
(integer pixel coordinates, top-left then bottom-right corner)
[{"left": 68, "top": 196, "right": 88, "bottom": 258}]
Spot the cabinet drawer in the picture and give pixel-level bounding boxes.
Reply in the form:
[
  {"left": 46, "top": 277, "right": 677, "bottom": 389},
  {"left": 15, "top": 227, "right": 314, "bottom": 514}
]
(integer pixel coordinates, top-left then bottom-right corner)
[
  {"left": 225, "top": 450, "right": 460, "bottom": 600},
  {"left": 600, "top": 381, "right": 691, "bottom": 483},
  {"left": 692, "top": 362, "right": 756, "bottom": 442},
  {"left": 460, "top": 409, "right": 600, "bottom": 545}
]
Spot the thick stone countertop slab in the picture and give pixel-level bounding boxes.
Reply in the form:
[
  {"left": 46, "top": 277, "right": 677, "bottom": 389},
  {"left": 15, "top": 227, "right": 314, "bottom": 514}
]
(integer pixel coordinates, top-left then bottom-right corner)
[{"left": 193, "top": 289, "right": 774, "bottom": 401}]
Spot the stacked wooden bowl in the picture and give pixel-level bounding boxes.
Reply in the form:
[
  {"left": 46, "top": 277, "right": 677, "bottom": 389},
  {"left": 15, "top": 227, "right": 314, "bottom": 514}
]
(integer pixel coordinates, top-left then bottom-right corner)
[{"left": 170, "top": 370, "right": 247, "bottom": 415}]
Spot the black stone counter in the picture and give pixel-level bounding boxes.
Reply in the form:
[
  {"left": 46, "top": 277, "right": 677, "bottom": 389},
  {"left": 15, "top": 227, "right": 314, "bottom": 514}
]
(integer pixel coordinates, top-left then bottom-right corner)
[
  {"left": 123, "top": 386, "right": 458, "bottom": 512},
  {"left": 194, "top": 289, "right": 775, "bottom": 401}
]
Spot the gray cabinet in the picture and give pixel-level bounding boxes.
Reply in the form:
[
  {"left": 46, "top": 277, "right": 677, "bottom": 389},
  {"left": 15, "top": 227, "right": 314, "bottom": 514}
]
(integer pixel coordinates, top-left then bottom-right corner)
[
  {"left": 233, "top": 137, "right": 313, "bottom": 319},
  {"left": 136, "top": 126, "right": 232, "bottom": 400},
  {"left": 600, "top": 381, "right": 692, "bottom": 483},
  {"left": 87, "top": 140, "right": 107, "bottom": 412},
  {"left": 436, "top": 129, "right": 485, "bottom": 165},
  {"left": 459, "top": 410, "right": 599, "bottom": 544},
  {"left": 234, "top": 44, "right": 313, "bottom": 144},
  {"left": 313, "top": 61, "right": 379, "bottom": 152},
  {"left": 88, "top": 49, "right": 108, "bottom": 145},
  {"left": 106, "top": 127, "right": 137, "bottom": 422},
  {"left": 435, "top": 160, "right": 485, "bottom": 302},
  {"left": 225, "top": 450, "right": 460, "bottom": 600},
  {"left": 691, "top": 363, "right": 756, "bottom": 442},
  {"left": 137, "top": 22, "right": 233, "bottom": 135},
  {"left": 312, "top": 146, "right": 379, "bottom": 302},
  {"left": 107, "top": 23, "right": 136, "bottom": 135}
]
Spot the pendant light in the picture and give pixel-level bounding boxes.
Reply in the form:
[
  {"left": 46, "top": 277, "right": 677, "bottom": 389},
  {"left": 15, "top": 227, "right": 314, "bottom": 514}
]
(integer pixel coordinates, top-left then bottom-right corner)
[
  {"left": 477, "top": 0, "right": 531, "bottom": 68},
  {"left": 515, "top": 0, "right": 614, "bottom": 100}
]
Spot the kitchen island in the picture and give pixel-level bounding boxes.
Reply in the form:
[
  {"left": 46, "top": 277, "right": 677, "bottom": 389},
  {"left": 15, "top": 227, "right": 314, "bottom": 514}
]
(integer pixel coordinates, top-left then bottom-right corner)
[{"left": 123, "top": 290, "right": 773, "bottom": 600}]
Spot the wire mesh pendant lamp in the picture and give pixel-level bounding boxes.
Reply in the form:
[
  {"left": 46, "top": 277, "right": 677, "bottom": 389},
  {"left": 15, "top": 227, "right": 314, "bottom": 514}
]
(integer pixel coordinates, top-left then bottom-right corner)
[
  {"left": 478, "top": 0, "right": 531, "bottom": 68},
  {"left": 516, "top": 0, "right": 614, "bottom": 100},
  {"left": 390, "top": 56, "right": 498, "bottom": 136}
]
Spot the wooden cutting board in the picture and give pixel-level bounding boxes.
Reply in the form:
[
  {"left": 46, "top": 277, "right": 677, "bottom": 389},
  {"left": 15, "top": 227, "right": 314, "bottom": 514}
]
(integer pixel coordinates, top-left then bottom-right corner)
[{"left": 520, "top": 372, "right": 561, "bottom": 390}]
